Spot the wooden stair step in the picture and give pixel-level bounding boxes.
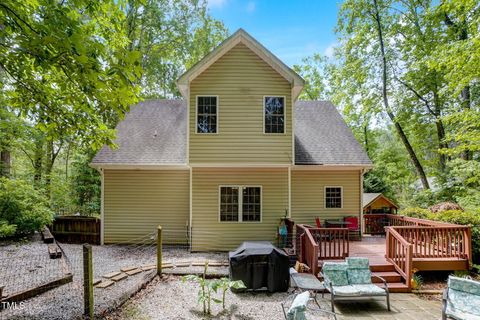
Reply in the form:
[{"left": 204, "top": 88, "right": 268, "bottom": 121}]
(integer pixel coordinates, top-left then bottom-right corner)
[
  {"left": 375, "top": 282, "right": 410, "bottom": 293},
  {"left": 369, "top": 264, "right": 395, "bottom": 272},
  {"left": 371, "top": 271, "right": 402, "bottom": 283}
]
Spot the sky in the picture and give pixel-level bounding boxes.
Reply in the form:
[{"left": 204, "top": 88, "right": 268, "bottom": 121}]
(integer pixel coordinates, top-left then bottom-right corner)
[{"left": 207, "top": 0, "right": 342, "bottom": 67}]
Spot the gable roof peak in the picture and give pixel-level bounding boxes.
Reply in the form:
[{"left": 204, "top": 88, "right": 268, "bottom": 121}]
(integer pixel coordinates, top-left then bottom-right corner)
[{"left": 177, "top": 28, "right": 304, "bottom": 99}]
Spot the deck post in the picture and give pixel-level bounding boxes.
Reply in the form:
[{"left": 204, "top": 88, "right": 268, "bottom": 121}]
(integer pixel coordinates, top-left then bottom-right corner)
[
  {"left": 83, "top": 244, "right": 94, "bottom": 319},
  {"left": 465, "top": 227, "right": 472, "bottom": 266}
]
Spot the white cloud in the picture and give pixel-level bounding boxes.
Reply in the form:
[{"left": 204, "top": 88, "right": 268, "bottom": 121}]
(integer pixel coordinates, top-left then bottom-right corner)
[
  {"left": 246, "top": 1, "right": 256, "bottom": 13},
  {"left": 207, "top": 0, "right": 227, "bottom": 9},
  {"left": 324, "top": 42, "right": 338, "bottom": 58}
]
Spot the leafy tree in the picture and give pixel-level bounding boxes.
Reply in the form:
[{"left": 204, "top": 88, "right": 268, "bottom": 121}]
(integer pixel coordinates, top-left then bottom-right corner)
[
  {"left": 0, "top": 177, "right": 54, "bottom": 237},
  {"left": 123, "top": 0, "right": 228, "bottom": 98}
]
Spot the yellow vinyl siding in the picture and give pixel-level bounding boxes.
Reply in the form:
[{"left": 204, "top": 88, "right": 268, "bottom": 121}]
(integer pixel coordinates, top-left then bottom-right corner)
[
  {"left": 291, "top": 170, "right": 362, "bottom": 225},
  {"left": 103, "top": 170, "right": 189, "bottom": 243},
  {"left": 189, "top": 43, "right": 292, "bottom": 164},
  {"left": 191, "top": 168, "right": 288, "bottom": 251}
]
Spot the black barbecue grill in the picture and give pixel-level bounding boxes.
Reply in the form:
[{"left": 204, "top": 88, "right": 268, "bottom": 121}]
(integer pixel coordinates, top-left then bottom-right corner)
[{"left": 228, "top": 241, "right": 289, "bottom": 293}]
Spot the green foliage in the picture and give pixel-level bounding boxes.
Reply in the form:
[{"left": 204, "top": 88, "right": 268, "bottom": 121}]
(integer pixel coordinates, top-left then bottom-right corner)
[
  {"left": 293, "top": 54, "right": 331, "bottom": 101},
  {"left": 0, "top": 0, "right": 141, "bottom": 150},
  {"left": 411, "top": 273, "right": 423, "bottom": 290},
  {"left": 69, "top": 151, "right": 100, "bottom": 216},
  {"left": 0, "top": 220, "right": 17, "bottom": 238},
  {"left": 124, "top": 0, "right": 228, "bottom": 98},
  {"left": 400, "top": 207, "right": 431, "bottom": 219},
  {"left": 0, "top": 178, "right": 54, "bottom": 237},
  {"left": 182, "top": 262, "right": 245, "bottom": 315}
]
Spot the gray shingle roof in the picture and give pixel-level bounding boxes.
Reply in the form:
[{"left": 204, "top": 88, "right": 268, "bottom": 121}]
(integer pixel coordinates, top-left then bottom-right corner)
[
  {"left": 91, "top": 100, "right": 187, "bottom": 165},
  {"left": 294, "top": 101, "right": 372, "bottom": 165},
  {"left": 91, "top": 99, "right": 371, "bottom": 166},
  {"left": 363, "top": 193, "right": 382, "bottom": 207}
]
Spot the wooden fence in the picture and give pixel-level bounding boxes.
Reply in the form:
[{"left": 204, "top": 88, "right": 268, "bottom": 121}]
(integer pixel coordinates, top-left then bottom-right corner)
[{"left": 50, "top": 216, "right": 100, "bottom": 244}]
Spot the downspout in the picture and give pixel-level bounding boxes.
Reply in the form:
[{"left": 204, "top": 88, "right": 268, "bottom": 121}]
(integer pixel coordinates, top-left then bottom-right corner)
[{"left": 360, "top": 169, "right": 365, "bottom": 237}]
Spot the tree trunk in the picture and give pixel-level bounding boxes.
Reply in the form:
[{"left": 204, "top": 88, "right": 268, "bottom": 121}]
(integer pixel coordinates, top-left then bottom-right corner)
[
  {"left": 45, "top": 140, "right": 54, "bottom": 198},
  {"left": 0, "top": 150, "right": 11, "bottom": 177},
  {"left": 364, "top": 124, "right": 370, "bottom": 157},
  {"left": 33, "top": 141, "right": 43, "bottom": 187},
  {"left": 432, "top": 90, "right": 448, "bottom": 172},
  {"left": 460, "top": 86, "right": 472, "bottom": 160},
  {"left": 373, "top": 0, "right": 430, "bottom": 190}
]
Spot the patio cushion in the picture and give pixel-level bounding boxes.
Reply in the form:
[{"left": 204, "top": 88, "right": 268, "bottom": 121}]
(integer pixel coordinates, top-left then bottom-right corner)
[
  {"left": 352, "top": 284, "right": 387, "bottom": 296},
  {"left": 332, "top": 285, "right": 361, "bottom": 296},
  {"left": 322, "top": 262, "right": 349, "bottom": 286},
  {"left": 346, "top": 257, "right": 370, "bottom": 269},
  {"left": 287, "top": 291, "right": 310, "bottom": 320},
  {"left": 449, "top": 276, "right": 480, "bottom": 295},
  {"left": 446, "top": 289, "right": 480, "bottom": 319},
  {"left": 347, "top": 269, "right": 372, "bottom": 285}
]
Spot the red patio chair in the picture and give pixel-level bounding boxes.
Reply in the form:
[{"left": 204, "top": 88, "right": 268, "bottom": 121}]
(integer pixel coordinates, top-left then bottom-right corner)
[
  {"left": 315, "top": 217, "right": 322, "bottom": 228},
  {"left": 344, "top": 216, "right": 361, "bottom": 240}
]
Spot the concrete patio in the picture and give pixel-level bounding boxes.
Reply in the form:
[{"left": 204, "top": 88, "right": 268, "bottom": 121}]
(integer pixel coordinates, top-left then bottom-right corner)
[{"left": 333, "top": 293, "right": 442, "bottom": 319}]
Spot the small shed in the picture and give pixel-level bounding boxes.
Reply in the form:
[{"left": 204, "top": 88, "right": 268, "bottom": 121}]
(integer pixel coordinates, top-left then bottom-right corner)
[{"left": 363, "top": 193, "right": 398, "bottom": 214}]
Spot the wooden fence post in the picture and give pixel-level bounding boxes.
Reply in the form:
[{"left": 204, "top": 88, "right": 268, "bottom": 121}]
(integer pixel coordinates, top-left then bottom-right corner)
[
  {"left": 83, "top": 244, "right": 93, "bottom": 319},
  {"left": 157, "top": 226, "right": 162, "bottom": 275}
]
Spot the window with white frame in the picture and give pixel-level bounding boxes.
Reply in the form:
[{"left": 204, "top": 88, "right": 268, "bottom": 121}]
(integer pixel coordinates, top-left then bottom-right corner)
[
  {"left": 197, "top": 96, "right": 217, "bottom": 133},
  {"left": 325, "top": 187, "right": 342, "bottom": 208},
  {"left": 220, "top": 186, "right": 261, "bottom": 222},
  {"left": 264, "top": 96, "right": 285, "bottom": 133}
]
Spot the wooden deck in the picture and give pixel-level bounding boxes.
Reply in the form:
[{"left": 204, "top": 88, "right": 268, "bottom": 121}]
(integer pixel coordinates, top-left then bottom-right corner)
[
  {"left": 349, "top": 235, "right": 390, "bottom": 266},
  {"left": 296, "top": 216, "right": 472, "bottom": 293}
]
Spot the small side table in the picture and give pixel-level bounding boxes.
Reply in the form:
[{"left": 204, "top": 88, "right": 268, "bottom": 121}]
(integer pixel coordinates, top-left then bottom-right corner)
[{"left": 290, "top": 272, "right": 325, "bottom": 306}]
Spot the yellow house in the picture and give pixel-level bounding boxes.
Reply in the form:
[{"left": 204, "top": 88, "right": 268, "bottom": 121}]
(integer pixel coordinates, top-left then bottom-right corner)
[{"left": 91, "top": 29, "right": 372, "bottom": 250}]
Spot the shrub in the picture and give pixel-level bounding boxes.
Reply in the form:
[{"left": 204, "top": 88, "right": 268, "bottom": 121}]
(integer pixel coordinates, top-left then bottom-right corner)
[
  {"left": 0, "top": 178, "right": 54, "bottom": 238},
  {"left": 399, "top": 207, "right": 431, "bottom": 219}
]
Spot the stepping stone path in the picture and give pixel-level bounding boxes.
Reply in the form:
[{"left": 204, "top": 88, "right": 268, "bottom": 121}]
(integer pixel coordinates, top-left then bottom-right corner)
[
  {"left": 96, "top": 260, "right": 227, "bottom": 289},
  {"left": 96, "top": 280, "right": 114, "bottom": 288},
  {"left": 120, "top": 266, "right": 137, "bottom": 272},
  {"left": 103, "top": 271, "right": 122, "bottom": 279},
  {"left": 126, "top": 269, "right": 142, "bottom": 276},
  {"left": 111, "top": 273, "right": 128, "bottom": 282}
]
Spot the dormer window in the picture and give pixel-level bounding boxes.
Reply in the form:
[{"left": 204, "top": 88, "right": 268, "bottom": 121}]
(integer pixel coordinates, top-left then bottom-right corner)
[
  {"left": 264, "top": 96, "right": 285, "bottom": 133},
  {"left": 197, "top": 96, "right": 218, "bottom": 133}
]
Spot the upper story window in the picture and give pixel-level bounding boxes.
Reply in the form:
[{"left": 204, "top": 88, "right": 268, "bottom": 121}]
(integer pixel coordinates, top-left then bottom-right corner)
[
  {"left": 264, "top": 96, "right": 285, "bottom": 134},
  {"left": 220, "top": 186, "right": 262, "bottom": 222},
  {"left": 325, "top": 186, "right": 342, "bottom": 208},
  {"left": 197, "top": 96, "right": 217, "bottom": 133}
]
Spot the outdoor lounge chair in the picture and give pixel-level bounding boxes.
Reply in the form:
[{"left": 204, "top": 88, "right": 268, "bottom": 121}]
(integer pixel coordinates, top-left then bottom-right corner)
[
  {"left": 321, "top": 257, "right": 390, "bottom": 312},
  {"left": 281, "top": 291, "right": 337, "bottom": 320},
  {"left": 344, "top": 216, "right": 360, "bottom": 240},
  {"left": 442, "top": 275, "right": 480, "bottom": 320}
]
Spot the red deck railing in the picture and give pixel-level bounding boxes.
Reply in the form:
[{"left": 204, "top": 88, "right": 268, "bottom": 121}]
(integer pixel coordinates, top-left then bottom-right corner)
[
  {"left": 386, "top": 227, "right": 413, "bottom": 288},
  {"left": 295, "top": 224, "right": 349, "bottom": 276},
  {"left": 296, "top": 214, "right": 472, "bottom": 286},
  {"left": 366, "top": 214, "right": 472, "bottom": 290}
]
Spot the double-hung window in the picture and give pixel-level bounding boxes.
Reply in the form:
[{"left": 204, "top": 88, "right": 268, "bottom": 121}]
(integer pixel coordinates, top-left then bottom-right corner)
[
  {"left": 325, "top": 186, "right": 342, "bottom": 208},
  {"left": 264, "top": 96, "right": 285, "bottom": 133},
  {"left": 197, "top": 96, "right": 217, "bottom": 133},
  {"left": 220, "top": 186, "right": 261, "bottom": 222}
]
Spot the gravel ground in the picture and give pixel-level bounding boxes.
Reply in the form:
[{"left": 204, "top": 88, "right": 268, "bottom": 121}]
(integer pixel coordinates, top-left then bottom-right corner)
[
  {"left": 106, "top": 275, "right": 333, "bottom": 320},
  {"left": 0, "top": 236, "right": 227, "bottom": 320}
]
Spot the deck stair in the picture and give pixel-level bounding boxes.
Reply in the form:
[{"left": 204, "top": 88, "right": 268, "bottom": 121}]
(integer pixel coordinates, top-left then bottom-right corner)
[{"left": 318, "top": 260, "right": 410, "bottom": 293}]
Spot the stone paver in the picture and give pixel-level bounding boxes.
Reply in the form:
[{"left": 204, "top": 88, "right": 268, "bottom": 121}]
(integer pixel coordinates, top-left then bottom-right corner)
[{"left": 331, "top": 293, "right": 442, "bottom": 319}]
